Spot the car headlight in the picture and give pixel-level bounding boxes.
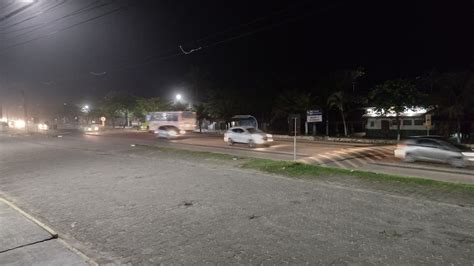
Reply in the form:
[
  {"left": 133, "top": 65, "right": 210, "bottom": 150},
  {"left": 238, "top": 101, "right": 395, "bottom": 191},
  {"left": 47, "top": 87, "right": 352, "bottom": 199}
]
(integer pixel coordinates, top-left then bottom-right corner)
[
  {"left": 94, "top": 126, "right": 99, "bottom": 131},
  {"left": 266, "top": 134, "right": 273, "bottom": 138},
  {"left": 87, "top": 127, "right": 92, "bottom": 131},
  {"left": 179, "top": 130, "right": 186, "bottom": 134}
]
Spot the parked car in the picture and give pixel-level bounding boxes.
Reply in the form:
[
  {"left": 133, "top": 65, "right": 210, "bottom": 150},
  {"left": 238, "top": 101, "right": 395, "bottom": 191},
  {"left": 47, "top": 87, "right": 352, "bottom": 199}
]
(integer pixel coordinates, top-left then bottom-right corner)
[
  {"left": 224, "top": 127, "right": 273, "bottom": 147},
  {"left": 83, "top": 123, "right": 100, "bottom": 132},
  {"left": 155, "top": 125, "right": 185, "bottom": 139},
  {"left": 394, "top": 136, "right": 474, "bottom": 167}
]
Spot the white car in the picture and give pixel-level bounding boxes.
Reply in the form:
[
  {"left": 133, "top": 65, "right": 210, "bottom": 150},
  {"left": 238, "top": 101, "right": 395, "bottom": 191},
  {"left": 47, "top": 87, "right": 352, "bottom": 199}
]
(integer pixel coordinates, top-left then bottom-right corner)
[
  {"left": 224, "top": 127, "right": 273, "bottom": 147},
  {"left": 155, "top": 125, "right": 185, "bottom": 139},
  {"left": 83, "top": 124, "right": 100, "bottom": 132}
]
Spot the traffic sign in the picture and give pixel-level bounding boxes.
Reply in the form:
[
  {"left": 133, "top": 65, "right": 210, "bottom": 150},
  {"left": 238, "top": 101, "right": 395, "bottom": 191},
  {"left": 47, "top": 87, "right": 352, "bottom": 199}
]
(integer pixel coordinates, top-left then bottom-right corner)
[
  {"left": 425, "top": 114, "right": 431, "bottom": 127},
  {"left": 307, "top": 109, "right": 322, "bottom": 123}
]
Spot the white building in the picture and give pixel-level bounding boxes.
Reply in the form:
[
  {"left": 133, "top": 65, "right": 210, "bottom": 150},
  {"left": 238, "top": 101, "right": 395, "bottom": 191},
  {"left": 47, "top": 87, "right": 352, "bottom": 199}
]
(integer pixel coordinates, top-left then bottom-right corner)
[{"left": 363, "top": 107, "right": 433, "bottom": 138}]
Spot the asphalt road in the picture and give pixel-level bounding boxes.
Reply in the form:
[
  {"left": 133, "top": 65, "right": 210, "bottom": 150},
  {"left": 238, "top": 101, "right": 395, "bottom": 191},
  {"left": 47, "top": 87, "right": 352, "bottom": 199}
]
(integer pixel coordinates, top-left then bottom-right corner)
[
  {"left": 85, "top": 130, "right": 474, "bottom": 184},
  {"left": 1, "top": 133, "right": 474, "bottom": 264}
]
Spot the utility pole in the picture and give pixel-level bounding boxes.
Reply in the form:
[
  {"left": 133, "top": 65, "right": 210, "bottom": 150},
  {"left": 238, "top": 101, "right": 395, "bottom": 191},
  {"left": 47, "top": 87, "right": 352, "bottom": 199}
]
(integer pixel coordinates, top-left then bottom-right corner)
[
  {"left": 21, "top": 90, "right": 27, "bottom": 131},
  {"left": 293, "top": 118, "right": 297, "bottom": 161}
]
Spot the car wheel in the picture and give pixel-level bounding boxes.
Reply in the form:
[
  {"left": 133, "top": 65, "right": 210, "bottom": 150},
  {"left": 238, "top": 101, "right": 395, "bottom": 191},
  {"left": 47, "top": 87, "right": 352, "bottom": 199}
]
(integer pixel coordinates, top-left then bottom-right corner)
[
  {"left": 404, "top": 153, "right": 415, "bottom": 163},
  {"left": 248, "top": 140, "right": 256, "bottom": 148},
  {"left": 228, "top": 138, "right": 234, "bottom": 146},
  {"left": 449, "top": 157, "right": 465, "bottom": 168}
]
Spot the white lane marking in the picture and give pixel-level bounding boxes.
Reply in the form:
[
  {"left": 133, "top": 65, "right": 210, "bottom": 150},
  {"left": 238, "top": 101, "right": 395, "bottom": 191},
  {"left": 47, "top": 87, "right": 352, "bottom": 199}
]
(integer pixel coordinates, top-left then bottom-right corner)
[
  {"left": 318, "top": 154, "right": 346, "bottom": 168},
  {"left": 344, "top": 159, "right": 359, "bottom": 168},
  {"left": 308, "top": 156, "right": 325, "bottom": 164}
]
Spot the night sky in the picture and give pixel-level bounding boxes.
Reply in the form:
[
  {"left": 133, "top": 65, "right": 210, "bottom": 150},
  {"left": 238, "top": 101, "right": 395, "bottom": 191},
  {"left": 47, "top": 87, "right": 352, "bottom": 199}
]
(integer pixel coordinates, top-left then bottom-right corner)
[{"left": 0, "top": 0, "right": 472, "bottom": 117}]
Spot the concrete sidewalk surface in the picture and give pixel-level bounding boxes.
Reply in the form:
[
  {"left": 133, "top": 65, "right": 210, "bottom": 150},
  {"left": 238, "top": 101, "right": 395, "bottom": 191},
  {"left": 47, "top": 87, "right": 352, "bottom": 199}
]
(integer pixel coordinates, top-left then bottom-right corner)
[{"left": 0, "top": 199, "right": 91, "bottom": 265}]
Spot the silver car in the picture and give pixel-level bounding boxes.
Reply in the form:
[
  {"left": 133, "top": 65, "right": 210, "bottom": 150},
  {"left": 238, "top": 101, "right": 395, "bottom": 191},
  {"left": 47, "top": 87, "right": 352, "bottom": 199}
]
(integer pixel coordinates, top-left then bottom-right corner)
[
  {"left": 394, "top": 136, "right": 474, "bottom": 167},
  {"left": 155, "top": 125, "right": 185, "bottom": 139}
]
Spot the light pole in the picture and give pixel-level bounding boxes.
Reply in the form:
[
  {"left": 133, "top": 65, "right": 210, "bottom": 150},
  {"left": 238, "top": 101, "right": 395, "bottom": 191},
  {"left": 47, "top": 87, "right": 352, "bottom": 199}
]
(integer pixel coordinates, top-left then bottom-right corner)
[{"left": 21, "top": 90, "right": 28, "bottom": 132}]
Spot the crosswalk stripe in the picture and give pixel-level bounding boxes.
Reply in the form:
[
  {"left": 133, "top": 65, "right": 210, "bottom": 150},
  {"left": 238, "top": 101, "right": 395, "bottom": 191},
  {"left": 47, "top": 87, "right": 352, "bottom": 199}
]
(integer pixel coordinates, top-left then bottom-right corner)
[
  {"left": 343, "top": 159, "right": 359, "bottom": 168},
  {"left": 308, "top": 156, "right": 325, "bottom": 164},
  {"left": 352, "top": 156, "right": 369, "bottom": 165},
  {"left": 318, "top": 154, "right": 342, "bottom": 165}
]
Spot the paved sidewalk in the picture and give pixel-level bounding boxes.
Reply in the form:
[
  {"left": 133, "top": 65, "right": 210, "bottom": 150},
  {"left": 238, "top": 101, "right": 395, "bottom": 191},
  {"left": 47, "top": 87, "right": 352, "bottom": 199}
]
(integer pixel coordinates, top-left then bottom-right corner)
[{"left": 0, "top": 199, "right": 90, "bottom": 265}]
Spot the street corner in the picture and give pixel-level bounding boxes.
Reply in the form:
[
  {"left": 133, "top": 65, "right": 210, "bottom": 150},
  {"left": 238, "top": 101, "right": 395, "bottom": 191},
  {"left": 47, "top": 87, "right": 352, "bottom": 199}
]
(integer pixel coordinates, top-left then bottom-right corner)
[{"left": 0, "top": 198, "right": 93, "bottom": 265}]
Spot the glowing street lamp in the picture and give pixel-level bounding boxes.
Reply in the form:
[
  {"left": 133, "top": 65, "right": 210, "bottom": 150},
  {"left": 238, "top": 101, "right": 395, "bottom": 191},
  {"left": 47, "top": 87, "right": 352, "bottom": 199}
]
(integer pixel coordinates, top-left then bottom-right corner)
[
  {"left": 175, "top": 94, "right": 182, "bottom": 101},
  {"left": 82, "top": 105, "right": 90, "bottom": 113}
]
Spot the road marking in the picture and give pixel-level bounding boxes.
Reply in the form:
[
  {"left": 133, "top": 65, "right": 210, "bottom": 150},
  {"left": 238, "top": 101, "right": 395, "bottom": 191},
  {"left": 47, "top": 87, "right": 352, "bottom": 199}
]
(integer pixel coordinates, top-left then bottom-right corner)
[
  {"left": 308, "top": 156, "right": 325, "bottom": 164},
  {"left": 343, "top": 159, "right": 359, "bottom": 168},
  {"left": 318, "top": 154, "right": 346, "bottom": 168}
]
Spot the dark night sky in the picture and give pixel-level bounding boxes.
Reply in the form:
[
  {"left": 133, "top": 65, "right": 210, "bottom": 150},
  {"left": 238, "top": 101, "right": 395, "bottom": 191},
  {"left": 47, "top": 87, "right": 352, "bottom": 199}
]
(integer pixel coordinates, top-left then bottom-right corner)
[{"left": 0, "top": 0, "right": 472, "bottom": 117}]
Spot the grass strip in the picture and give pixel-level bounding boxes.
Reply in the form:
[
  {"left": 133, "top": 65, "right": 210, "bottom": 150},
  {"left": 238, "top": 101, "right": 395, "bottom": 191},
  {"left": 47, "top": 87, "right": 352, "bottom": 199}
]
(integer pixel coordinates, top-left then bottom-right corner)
[
  {"left": 241, "top": 159, "right": 474, "bottom": 193},
  {"left": 137, "top": 144, "right": 474, "bottom": 193}
]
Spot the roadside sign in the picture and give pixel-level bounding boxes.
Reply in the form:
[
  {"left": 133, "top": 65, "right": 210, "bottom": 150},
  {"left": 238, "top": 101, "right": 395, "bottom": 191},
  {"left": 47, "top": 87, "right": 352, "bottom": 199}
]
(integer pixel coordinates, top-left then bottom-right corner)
[
  {"left": 100, "top": 116, "right": 106, "bottom": 127},
  {"left": 307, "top": 109, "right": 322, "bottom": 123},
  {"left": 425, "top": 114, "right": 431, "bottom": 127}
]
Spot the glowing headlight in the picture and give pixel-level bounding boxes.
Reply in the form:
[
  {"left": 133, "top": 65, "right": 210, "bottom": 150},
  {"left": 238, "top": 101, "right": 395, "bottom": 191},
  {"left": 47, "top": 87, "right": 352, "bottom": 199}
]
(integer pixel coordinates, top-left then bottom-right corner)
[
  {"left": 87, "top": 127, "right": 92, "bottom": 131},
  {"left": 179, "top": 130, "right": 186, "bottom": 134},
  {"left": 94, "top": 126, "right": 99, "bottom": 131},
  {"left": 38, "top": 124, "right": 48, "bottom": 130},
  {"left": 14, "top": 120, "right": 26, "bottom": 129},
  {"left": 266, "top": 134, "right": 273, "bottom": 138}
]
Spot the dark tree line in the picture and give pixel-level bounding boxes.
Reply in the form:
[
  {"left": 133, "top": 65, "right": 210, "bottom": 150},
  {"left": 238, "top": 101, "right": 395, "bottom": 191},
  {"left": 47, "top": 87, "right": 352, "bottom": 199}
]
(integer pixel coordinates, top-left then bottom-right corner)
[{"left": 61, "top": 68, "right": 474, "bottom": 139}]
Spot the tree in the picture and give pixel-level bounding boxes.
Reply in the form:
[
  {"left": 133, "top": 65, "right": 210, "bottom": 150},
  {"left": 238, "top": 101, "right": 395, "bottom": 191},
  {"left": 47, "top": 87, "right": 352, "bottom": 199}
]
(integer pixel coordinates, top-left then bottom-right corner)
[
  {"left": 327, "top": 91, "right": 348, "bottom": 136},
  {"left": 134, "top": 97, "right": 169, "bottom": 119},
  {"left": 205, "top": 89, "right": 241, "bottom": 126},
  {"left": 431, "top": 71, "right": 474, "bottom": 141},
  {"left": 369, "top": 79, "right": 425, "bottom": 141},
  {"left": 271, "top": 89, "right": 318, "bottom": 133},
  {"left": 194, "top": 103, "right": 209, "bottom": 133},
  {"left": 102, "top": 91, "right": 138, "bottom": 128}
]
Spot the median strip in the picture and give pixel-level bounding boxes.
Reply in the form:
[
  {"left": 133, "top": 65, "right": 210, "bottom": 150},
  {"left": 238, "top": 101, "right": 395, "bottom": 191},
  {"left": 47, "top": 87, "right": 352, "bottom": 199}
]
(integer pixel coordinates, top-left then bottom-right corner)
[{"left": 134, "top": 143, "right": 474, "bottom": 196}]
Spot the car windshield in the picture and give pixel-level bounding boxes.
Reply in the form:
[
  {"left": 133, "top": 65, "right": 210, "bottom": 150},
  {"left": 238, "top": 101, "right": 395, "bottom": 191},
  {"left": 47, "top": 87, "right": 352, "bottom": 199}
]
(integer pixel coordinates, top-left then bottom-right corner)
[{"left": 246, "top": 128, "right": 263, "bottom": 134}]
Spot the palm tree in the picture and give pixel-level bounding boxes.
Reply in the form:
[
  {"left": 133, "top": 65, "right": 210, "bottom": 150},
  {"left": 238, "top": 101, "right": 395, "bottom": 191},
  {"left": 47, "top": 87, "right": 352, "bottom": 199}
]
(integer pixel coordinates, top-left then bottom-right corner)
[{"left": 327, "top": 91, "right": 348, "bottom": 137}]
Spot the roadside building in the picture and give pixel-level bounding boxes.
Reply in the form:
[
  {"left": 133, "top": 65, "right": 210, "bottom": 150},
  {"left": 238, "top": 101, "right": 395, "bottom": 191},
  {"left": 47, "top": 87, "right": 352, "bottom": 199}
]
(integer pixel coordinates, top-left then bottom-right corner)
[{"left": 363, "top": 107, "right": 433, "bottom": 139}]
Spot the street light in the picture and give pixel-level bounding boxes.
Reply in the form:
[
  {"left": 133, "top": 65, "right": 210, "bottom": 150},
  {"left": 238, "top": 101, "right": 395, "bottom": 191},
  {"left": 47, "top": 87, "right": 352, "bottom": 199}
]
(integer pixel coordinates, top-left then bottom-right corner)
[
  {"left": 82, "top": 105, "right": 90, "bottom": 113},
  {"left": 175, "top": 94, "right": 182, "bottom": 101}
]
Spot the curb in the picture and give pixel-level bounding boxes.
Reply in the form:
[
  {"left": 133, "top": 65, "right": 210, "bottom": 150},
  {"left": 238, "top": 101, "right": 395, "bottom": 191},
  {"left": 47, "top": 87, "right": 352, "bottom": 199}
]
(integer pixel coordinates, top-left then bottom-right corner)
[
  {"left": 0, "top": 197, "right": 97, "bottom": 266},
  {"left": 369, "top": 162, "right": 474, "bottom": 176}
]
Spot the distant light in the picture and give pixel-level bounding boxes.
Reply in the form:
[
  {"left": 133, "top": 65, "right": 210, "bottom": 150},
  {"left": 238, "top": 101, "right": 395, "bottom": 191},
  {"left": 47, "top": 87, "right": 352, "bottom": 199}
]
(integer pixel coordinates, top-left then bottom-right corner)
[
  {"left": 14, "top": 120, "right": 26, "bottom": 129},
  {"left": 176, "top": 94, "right": 182, "bottom": 101},
  {"left": 20, "top": 0, "right": 34, "bottom": 3},
  {"left": 84, "top": 105, "right": 89, "bottom": 109}
]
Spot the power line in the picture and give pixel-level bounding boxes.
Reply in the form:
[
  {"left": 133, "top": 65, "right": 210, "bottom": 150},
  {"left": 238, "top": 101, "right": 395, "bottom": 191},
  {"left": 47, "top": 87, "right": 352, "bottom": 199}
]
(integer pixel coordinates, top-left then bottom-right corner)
[
  {"left": 3, "top": 0, "right": 115, "bottom": 41},
  {"left": 201, "top": 2, "right": 343, "bottom": 51},
  {"left": 193, "top": 0, "right": 316, "bottom": 45},
  {"left": 107, "top": 1, "right": 342, "bottom": 71},
  {"left": 0, "top": 0, "right": 38, "bottom": 23},
  {"left": 0, "top": 1, "right": 132, "bottom": 55},
  {"left": 0, "top": 0, "right": 69, "bottom": 32}
]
